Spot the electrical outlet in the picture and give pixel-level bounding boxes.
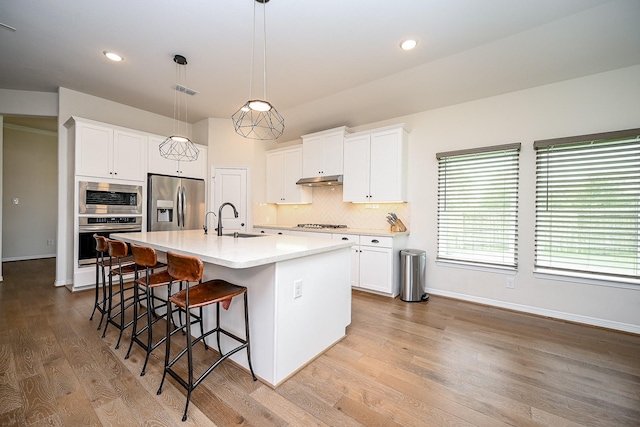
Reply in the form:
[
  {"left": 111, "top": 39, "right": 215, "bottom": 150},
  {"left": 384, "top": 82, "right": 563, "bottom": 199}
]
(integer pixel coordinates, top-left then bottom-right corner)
[
  {"left": 293, "top": 280, "right": 302, "bottom": 299},
  {"left": 371, "top": 204, "right": 379, "bottom": 209},
  {"left": 506, "top": 277, "right": 515, "bottom": 289}
]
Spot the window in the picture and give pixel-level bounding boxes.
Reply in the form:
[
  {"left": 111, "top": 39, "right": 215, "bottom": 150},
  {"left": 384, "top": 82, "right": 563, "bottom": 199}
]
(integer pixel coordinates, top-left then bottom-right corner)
[
  {"left": 437, "top": 143, "right": 520, "bottom": 269},
  {"left": 534, "top": 129, "right": 640, "bottom": 281}
]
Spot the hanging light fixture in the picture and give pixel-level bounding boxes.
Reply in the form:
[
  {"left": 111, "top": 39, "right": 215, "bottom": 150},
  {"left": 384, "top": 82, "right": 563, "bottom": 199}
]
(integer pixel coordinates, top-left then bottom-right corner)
[
  {"left": 232, "top": 0, "right": 284, "bottom": 140},
  {"left": 159, "top": 54, "right": 199, "bottom": 161}
]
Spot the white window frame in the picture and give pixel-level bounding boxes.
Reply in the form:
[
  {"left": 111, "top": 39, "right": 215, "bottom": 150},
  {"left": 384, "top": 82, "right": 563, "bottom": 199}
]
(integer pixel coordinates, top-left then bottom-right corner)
[
  {"left": 534, "top": 128, "right": 640, "bottom": 283},
  {"left": 436, "top": 143, "right": 520, "bottom": 270}
]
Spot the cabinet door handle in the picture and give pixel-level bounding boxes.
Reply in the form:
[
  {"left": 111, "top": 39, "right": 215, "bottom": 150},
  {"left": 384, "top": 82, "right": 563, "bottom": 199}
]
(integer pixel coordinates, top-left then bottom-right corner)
[
  {"left": 278, "top": 232, "right": 283, "bottom": 235},
  {"left": 371, "top": 239, "right": 379, "bottom": 244},
  {"left": 260, "top": 230, "right": 265, "bottom": 233},
  {"left": 342, "top": 237, "right": 348, "bottom": 240}
]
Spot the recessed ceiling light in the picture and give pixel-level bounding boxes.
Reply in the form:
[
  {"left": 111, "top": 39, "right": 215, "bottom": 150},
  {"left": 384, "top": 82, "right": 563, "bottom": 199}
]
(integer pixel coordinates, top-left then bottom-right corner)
[
  {"left": 400, "top": 39, "right": 417, "bottom": 51},
  {"left": 103, "top": 51, "right": 123, "bottom": 62}
]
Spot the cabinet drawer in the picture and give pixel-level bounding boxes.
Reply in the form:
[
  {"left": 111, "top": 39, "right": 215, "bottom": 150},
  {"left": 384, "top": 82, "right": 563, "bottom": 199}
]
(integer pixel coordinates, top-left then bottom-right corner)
[
  {"left": 332, "top": 234, "right": 360, "bottom": 244},
  {"left": 359, "top": 235, "right": 393, "bottom": 248}
]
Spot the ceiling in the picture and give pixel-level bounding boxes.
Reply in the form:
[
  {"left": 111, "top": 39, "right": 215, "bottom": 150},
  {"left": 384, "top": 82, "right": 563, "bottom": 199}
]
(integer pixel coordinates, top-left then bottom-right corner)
[{"left": 2, "top": 0, "right": 639, "bottom": 140}]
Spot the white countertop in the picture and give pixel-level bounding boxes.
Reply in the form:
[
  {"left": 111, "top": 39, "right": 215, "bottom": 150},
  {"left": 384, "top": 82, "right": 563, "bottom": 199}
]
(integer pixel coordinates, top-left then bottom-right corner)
[
  {"left": 254, "top": 224, "right": 409, "bottom": 237},
  {"left": 111, "top": 229, "right": 353, "bottom": 269}
]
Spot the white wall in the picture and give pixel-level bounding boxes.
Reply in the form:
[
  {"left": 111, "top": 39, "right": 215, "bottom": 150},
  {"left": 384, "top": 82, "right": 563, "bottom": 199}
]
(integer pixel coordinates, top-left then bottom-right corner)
[
  {"left": 2, "top": 123, "right": 57, "bottom": 260},
  {"left": 203, "top": 117, "right": 272, "bottom": 228},
  {"left": 351, "top": 65, "right": 640, "bottom": 333}
]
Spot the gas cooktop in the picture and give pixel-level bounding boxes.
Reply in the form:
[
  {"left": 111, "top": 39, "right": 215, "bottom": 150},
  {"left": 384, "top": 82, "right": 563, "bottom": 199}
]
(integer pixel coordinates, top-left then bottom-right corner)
[{"left": 296, "top": 223, "right": 348, "bottom": 229}]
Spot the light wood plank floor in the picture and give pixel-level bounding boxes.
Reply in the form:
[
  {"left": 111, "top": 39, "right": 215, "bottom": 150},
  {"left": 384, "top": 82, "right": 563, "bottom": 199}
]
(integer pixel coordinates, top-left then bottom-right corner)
[{"left": 1, "top": 258, "right": 639, "bottom": 426}]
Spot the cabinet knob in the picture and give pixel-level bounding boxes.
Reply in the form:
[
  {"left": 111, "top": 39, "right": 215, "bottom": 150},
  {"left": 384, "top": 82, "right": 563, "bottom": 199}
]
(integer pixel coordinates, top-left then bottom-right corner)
[{"left": 241, "top": 223, "right": 245, "bottom": 227}]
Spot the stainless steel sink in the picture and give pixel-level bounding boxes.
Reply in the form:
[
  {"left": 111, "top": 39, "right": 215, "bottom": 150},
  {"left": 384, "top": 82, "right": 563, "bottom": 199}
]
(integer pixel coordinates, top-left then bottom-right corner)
[{"left": 221, "top": 232, "right": 264, "bottom": 238}]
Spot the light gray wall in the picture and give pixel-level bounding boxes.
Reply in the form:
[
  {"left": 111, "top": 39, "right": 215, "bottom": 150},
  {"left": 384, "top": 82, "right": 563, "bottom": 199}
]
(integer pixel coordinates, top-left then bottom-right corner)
[
  {"left": 348, "top": 64, "right": 640, "bottom": 333},
  {"left": 0, "top": 89, "right": 58, "bottom": 282},
  {"left": 2, "top": 123, "right": 57, "bottom": 261}
]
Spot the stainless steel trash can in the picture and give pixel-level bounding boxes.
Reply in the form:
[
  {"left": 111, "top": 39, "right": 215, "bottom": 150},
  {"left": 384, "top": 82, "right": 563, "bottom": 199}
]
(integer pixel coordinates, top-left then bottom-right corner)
[{"left": 400, "top": 249, "right": 429, "bottom": 302}]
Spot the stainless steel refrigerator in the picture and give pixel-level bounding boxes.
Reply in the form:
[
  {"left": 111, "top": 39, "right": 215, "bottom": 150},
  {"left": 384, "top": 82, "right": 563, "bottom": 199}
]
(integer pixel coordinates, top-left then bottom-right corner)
[{"left": 148, "top": 174, "right": 205, "bottom": 232}]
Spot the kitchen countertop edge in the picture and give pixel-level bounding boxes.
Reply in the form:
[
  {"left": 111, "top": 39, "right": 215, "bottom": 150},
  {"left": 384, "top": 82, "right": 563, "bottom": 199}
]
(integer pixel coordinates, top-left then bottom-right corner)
[{"left": 254, "top": 224, "right": 409, "bottom": 237}]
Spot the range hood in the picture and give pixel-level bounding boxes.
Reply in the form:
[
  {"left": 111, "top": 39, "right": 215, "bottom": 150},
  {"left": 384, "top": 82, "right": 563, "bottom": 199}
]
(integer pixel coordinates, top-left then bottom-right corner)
[{"left": 295, "top": 175, "right": 343, "bottom": 187}]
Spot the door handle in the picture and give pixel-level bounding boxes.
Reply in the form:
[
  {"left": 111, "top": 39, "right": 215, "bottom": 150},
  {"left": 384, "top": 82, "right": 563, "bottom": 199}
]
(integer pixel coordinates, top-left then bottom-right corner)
[{"left": 176, "top": 187, "right": 182, "bottom": 227}]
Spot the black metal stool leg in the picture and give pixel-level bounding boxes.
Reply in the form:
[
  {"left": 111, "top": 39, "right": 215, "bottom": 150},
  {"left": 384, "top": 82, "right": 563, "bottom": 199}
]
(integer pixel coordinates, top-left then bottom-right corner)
[
  {"left": 140, "top": 284, "right": 154, "bottom": 376},
  {"left": 244, "top": 292, "right": 257, "bottom": 381},
  {"left": 124, "top": 278, "right": 141, "bottom": 360},
  {"left": 183, "top": 305, "right": 194, "bottom": 422},
  {"left": 157, "top": 298, "right": 172, "bottom": 396},
  {"left": 96, "top": 258, "right": 108, "bottom": 330}
]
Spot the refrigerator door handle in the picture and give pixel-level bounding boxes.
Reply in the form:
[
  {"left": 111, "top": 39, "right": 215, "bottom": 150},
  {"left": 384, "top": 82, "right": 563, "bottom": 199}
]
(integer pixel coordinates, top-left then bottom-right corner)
[
  {"left": 181, "top": 186, "right": 187, "bottom": 226},
  {"left": 176, "top": 186, "right": 182, "bottom": 227}
]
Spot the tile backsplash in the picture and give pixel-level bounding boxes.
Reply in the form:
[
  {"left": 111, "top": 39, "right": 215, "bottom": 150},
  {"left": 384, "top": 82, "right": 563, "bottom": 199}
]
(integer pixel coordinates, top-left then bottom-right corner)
[{"left": 253, "top": 186, "right": 410, "bottom": 231}]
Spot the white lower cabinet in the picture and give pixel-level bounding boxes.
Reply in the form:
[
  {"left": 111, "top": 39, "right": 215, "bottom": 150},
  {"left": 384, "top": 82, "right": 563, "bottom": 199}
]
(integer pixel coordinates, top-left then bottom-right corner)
[
  {"left": 332, "top": 233, "right": 406, "bottom": 297},
  {"left": 254, "top": 227, "right": 290, "bottom": 235}
]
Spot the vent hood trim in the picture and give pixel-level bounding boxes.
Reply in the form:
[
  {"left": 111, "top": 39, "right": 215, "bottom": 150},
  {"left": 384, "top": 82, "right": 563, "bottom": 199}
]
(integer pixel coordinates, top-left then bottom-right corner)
[{"left": 295, "top": 175, "right": 343, "bottom": 187}]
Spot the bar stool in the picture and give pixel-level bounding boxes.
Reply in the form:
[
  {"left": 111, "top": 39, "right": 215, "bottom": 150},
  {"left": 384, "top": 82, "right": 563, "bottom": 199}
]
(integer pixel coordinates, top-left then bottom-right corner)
[
  {"left": 89, "top": 234, "right": 109, "bottom": 329},
  {"left": 157, "top": 251, "right": 256, "bottom": 422},
  {"left": 102, "top": 239, "right": 138, "bottom": 349},
  {"left": 124, "top": 243, "right": 171, "bottom": 376}
]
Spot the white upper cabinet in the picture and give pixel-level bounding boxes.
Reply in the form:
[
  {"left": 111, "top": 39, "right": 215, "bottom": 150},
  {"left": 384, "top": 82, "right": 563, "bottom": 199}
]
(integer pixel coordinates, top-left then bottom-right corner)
[
  {"left": 73, "top": 119, "right": 146, "bottom": 182},
  {"left": 343, "top": 124, "right": 408, "bottom": 203},
  {"left": 301, "top": 126, "right": 350, "bottom": 177},
  {"left": 266, "top": 146, "right": 312, "bottom": 204},
  {"left": 148, "top": 136, "right": 207, "bottom": 179}
]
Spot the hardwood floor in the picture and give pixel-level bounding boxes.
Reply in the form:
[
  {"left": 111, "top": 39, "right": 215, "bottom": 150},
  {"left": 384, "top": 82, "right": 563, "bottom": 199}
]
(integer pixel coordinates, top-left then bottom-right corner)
[{"left": 1, "top": 258, "right": 639, "bottom": 426}]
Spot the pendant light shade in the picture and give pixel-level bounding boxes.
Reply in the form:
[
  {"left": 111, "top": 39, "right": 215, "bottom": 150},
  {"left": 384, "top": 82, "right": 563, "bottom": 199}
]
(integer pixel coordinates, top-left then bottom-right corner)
[
  {"left": 160, "top": 55, "right": 199, "bottom": 161},
  {"left": 232, "top": 99, "right": 285, "bottom": 140},
  {"left": 232, "top": 0, "right": 284, "bottom": 140}
]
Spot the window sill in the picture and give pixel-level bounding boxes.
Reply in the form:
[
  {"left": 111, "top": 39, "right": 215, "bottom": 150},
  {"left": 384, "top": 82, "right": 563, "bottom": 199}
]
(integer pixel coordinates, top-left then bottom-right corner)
[
  {"left": 436, "top": 259, "right": 516, "bottom": 275},
  {"left": 534, "top": 268, "right": 640, "bottom": 290}
]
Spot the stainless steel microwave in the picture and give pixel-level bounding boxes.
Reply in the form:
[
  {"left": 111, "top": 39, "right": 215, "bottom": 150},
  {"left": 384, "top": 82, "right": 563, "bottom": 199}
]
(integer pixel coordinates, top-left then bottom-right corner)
[{"left": 79, "top": 181, "right": 142, "bottom": 215}]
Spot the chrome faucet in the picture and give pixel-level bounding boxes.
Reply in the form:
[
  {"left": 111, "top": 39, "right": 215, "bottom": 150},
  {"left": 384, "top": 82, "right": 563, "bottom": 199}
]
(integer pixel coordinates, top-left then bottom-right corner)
[
  {"left": 217, "top": 202, "right": 238, "bottom": 236},
  {"left": 203, "top": 211, "right": 216, "bottom": 234}
]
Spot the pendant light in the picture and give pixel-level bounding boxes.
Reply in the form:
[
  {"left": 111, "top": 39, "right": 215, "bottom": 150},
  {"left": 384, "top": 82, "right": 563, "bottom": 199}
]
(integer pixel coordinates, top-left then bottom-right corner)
[
  {"left": 232, "top": 0, "right": 284, "bottom": 140},
  {"left": 159, "top": 54, "right": 199, "bottom": 161}
]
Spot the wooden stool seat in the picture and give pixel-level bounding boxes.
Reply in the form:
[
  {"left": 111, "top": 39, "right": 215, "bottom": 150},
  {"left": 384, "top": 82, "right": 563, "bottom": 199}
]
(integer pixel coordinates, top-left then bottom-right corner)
[
  {"left": 157, "top": 251, "right": 256, "bottom": 422},
  {"left": 134, "top": 270, "right": 172, "bottom": 288},
  {"left": 169, "top": 279, "right": 244, "bottom": 310}
]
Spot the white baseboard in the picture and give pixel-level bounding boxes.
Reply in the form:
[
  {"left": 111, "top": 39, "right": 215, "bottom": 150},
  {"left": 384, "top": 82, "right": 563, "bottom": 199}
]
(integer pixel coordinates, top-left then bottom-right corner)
[
  {"left": 56, "top": 279, "right": 73, "bottom": 287},
  {"left": 426, "top": 288, "right": 640, "bottom": 335},
  {"left": 2, "top": 254, "right": 56, "bottom": 262}
]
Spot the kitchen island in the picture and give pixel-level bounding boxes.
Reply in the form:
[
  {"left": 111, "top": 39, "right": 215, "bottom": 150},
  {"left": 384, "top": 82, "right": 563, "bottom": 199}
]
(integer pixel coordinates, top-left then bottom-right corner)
[{"left": 112, "top": 229, "right": 353, "bottom": 387}]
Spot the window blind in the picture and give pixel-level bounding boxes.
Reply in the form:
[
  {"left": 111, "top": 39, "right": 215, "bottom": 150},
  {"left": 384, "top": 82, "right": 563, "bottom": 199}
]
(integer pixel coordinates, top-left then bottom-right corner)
[
  {"left": 437, "top": 143, "right": 520, "bottom": 269},
  {"left": 534, "top": 129, "right": 640, "bottom": 280}
]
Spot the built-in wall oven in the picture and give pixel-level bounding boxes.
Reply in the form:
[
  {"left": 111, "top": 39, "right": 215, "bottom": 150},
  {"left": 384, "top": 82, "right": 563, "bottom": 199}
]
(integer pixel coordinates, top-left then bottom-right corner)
[
  {"left": 77, "top": 217, "right": 142, "bottom": 266},
  {"left": 78, "top": 181, "right": 143, "bottom": 266},
  {"left": 79, "top": 181, "right": 142, "bottom": 215}
]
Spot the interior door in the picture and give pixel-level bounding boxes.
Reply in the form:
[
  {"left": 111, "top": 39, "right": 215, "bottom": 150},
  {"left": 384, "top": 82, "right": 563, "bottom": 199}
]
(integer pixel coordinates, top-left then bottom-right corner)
[{"left": 212, "top": 168, "right": 247, "bottom": 232}]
